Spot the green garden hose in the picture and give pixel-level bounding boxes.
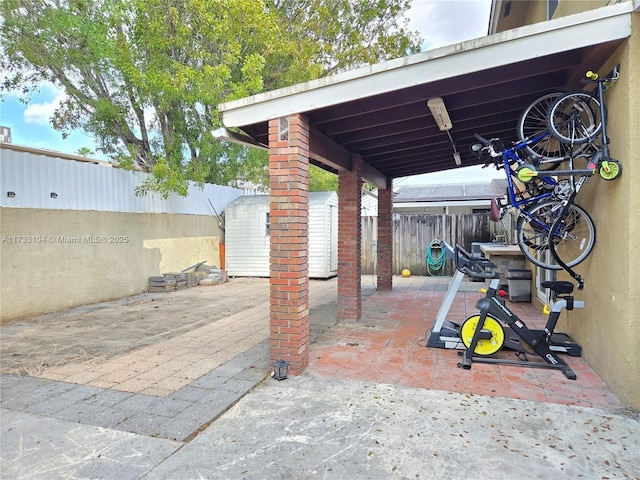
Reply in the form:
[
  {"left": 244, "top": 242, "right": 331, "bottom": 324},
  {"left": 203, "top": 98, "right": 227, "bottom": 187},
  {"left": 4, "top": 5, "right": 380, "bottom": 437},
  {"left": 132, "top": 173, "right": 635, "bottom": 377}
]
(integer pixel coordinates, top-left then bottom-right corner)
[{"left": 426, "top": 240, "right": 446, "bottom": 276}]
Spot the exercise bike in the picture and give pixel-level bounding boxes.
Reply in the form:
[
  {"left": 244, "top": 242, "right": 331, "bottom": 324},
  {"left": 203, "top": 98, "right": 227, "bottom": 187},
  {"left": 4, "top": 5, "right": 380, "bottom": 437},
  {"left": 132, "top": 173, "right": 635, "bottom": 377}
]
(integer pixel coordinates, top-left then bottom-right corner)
[{"left": 453, "top": 244, "right": 583, "bottom": 380}]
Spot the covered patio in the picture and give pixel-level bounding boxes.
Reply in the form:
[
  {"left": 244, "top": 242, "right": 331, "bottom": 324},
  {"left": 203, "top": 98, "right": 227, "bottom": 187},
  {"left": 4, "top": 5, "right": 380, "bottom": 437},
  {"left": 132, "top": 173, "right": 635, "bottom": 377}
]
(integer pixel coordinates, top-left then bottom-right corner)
[
  {"left": 309, "top": 275, "right": 621, "bottom": 409},
  {"left": 216, "top": 3, "right": 633, "bottom": 376}
]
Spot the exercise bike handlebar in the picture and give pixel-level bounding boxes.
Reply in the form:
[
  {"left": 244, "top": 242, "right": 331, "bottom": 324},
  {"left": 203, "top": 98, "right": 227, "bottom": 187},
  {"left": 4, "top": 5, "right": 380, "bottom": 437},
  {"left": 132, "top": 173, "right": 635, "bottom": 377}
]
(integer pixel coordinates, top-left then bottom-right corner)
[{"left": 454, "top": 244, "right": 498, "bottom": 279}]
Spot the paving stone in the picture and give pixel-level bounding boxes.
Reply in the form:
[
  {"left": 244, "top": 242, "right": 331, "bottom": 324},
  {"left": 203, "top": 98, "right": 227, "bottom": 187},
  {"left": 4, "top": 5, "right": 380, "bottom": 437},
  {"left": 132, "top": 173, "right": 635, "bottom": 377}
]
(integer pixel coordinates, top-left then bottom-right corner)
[
  {"left": 24, "top": 397, "right": 72, "bottom": 417},
  {"left": 0, "top": 374, "right": 26, "bottom": 388},
  {"left": 150, "top": 415, "right": 203, "bottom": 442},
  {"left": 147, "top": 397, "right": 193, "bottom": 418},
  {"left": 167, "top": 385, "right": 214, "bottom": 403},
  {"left": 83, "top": 406, "right": 131, "bottom": 430},
  {"left": 83, "top": 388, "right": 133, "bottom": 408},
  {"left": 175, "top": 400, "right": 228, "bottom": 426},
  {"left": 0, "top": 376, "right": 53, "bottom": 393},
  {"left": 189, "top": 373, "right": 229, "bottom": 389},
  {"left": 54, "top": 401, "right": 113, "bottom": 424},
  {"left": 114, "top": 412, "right": 171, "bottom": 438},
  {"left": 32, "top": 379, "right": 81, "bottom": 397},
  {"left": 114, "top": 394, "right": 162, "bottom": 414},
  {"left": 209, "top": 363, "right": 245, "bottom": 377},
  {"left": 56, "top": 384, "right": 107, "bottom": 403},
  {"left": 218, "top": 378, "right": 256, "bottom": 394},
  {"left": 234, "top": 367, "right": 270, "bottom": 383},
  {"left": 0, "top": 387, "right": 51, "bottom": 410}
]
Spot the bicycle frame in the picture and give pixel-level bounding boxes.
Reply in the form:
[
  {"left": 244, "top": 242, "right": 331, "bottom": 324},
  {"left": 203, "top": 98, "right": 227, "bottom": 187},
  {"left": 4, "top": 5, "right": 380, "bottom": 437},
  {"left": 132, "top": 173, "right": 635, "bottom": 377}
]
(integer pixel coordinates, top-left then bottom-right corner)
[
  {"left": 486, "top": 133, "right": 595, "bottom": 214},
  {"left": 583, "top": 67, "right": 617, "bottom": 167},
  {"left": 475, "top": 132, "right": 598, "bottom": 274}
]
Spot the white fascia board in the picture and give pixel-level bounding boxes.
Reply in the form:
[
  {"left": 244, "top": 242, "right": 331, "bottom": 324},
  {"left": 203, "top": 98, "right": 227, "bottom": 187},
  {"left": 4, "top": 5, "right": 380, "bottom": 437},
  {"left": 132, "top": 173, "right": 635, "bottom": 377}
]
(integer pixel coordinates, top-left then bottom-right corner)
[{"left": 219, "top": 2, "right": 632, "bottom": 128}]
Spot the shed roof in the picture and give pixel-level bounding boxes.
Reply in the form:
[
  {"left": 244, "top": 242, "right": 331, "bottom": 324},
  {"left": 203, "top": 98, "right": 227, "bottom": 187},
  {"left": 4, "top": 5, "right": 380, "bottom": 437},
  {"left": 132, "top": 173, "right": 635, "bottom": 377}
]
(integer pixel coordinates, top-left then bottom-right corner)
[
  {"left": 228, "top": 191, "right": 337, "bottom": 207},
  {"left": 394, "top": 179, "right": 508, "bottom": 203}
]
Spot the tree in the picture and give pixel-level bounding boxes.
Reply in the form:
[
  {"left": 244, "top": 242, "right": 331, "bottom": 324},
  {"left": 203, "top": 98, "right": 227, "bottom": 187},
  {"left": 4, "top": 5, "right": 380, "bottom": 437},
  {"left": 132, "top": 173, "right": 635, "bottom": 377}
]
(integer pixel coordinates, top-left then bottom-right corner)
[
  {"left": 1, "top": 0, "right": 421, "bottom": 196},
  {"left": 75, "top": 147, "right": 96, "bottom": 157},
  {"left": 309, "top": 165, "right": 338, "bottom": 192}
]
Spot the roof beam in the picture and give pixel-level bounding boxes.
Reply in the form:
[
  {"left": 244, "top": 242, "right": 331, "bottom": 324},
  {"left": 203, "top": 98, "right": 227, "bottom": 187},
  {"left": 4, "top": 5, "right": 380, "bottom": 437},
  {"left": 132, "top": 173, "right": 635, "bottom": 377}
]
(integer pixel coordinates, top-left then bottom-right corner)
[
  {"left": 309, "top": 127, "right": 388, "bottom": 189},
  {"left": 309, "top": 126, "right": 351, "bottom": 172}
]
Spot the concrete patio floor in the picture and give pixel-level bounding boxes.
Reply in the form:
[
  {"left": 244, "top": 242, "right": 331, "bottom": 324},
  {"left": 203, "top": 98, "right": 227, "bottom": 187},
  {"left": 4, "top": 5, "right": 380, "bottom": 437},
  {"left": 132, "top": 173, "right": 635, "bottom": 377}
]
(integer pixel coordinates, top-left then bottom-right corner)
[{"left": 1, "top": 274, "right": 637, "bottom": 479}]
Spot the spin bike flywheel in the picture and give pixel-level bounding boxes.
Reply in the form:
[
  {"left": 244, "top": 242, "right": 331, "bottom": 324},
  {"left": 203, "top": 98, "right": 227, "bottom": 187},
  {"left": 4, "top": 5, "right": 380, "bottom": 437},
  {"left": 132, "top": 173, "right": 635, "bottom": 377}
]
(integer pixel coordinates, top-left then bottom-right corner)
[{"left": 460, "top": 314, "right": 505, "bottom": 356}]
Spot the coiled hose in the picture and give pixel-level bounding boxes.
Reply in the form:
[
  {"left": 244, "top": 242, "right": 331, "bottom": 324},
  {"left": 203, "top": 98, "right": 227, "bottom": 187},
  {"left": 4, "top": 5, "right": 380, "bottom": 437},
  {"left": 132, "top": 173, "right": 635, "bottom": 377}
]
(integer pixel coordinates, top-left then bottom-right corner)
[{"left": 426, "top": 240, "right": 446, "bottom": 276}]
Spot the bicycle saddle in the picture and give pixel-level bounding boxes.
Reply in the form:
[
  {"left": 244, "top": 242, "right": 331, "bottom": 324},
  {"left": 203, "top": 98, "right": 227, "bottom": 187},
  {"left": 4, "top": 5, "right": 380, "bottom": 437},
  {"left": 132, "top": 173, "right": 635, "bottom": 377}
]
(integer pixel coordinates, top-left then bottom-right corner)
[{"left": 541, "top": 280, "right": 574, "bottom": 294}]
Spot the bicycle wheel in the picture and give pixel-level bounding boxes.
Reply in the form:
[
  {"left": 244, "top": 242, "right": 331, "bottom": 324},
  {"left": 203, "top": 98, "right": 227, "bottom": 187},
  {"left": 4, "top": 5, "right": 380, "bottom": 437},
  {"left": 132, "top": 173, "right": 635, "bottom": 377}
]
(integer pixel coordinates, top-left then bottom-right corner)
[
  {"left": 548, "top": 203, "right": 596, "bottom": 269},
  {"left": 516, "top": 92, "right": 584, "bottom": 168},
  {"left": 547, "top": 91, "right": 604, "bottom": 145},
  {"left": 516, "top": 201, "right": 595, "bottom": 270},
  {"left": 460, "top": 314, "right": 504, "bottom": 356},
  {"left": 599, "top": 159, "right": 623, "bottom": 181}
]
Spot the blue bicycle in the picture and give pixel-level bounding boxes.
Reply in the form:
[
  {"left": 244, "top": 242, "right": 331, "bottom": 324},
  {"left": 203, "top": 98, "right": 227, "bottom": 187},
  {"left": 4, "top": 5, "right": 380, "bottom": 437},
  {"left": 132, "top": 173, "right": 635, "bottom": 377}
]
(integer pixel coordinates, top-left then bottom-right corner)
[{"left": 471, "top": 133, "right": 598, "bottom": 271}]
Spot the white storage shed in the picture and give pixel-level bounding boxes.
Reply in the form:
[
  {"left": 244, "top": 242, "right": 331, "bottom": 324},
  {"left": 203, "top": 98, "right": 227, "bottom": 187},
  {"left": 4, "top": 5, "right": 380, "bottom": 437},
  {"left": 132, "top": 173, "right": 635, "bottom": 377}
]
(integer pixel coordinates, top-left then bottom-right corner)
[{"left": 225, "top": 192, "right": 338, "bottom": 278}]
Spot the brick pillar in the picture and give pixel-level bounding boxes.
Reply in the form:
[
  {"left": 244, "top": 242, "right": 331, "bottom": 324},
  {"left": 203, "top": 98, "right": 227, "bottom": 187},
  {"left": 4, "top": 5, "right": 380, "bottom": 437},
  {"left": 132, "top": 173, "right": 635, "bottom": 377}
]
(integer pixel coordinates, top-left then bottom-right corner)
[
  {"left": 268, "top": 114, "right": 310, "bottom": 375},
  {"left": 377, "top": 177, "right": 393, "bottom": 291},
  {"left": 337, "top": 154, "right": 362, "bottom": 321}
]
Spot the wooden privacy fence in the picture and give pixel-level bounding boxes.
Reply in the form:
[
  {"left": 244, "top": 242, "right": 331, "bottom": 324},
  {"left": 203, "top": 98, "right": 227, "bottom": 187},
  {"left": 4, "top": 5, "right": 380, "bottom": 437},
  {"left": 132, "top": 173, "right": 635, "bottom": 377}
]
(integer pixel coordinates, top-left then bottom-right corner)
[{"left": 362, "top": 213, "right": 496, "bottom": 276}]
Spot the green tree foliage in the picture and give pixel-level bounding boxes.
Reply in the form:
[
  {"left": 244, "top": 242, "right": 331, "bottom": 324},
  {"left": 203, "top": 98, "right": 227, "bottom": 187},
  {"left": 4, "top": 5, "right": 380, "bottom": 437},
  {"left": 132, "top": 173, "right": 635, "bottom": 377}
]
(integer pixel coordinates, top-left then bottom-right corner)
[
  {"left": 309, "top": 164, "right": 338, "bottom": 192},
  {"left": 75, "top": 147, "right": 96, "bottom": 157},
  {"left": 1, "top": 0, "right": 421, "bottom": 196}
]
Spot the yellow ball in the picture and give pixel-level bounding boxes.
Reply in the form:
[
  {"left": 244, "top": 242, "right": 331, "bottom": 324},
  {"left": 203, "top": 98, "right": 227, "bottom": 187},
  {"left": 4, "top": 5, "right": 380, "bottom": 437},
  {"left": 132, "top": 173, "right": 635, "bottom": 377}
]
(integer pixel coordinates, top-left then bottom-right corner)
[{"left": 401, "top": 269, "right": 411, "bottom": 278}]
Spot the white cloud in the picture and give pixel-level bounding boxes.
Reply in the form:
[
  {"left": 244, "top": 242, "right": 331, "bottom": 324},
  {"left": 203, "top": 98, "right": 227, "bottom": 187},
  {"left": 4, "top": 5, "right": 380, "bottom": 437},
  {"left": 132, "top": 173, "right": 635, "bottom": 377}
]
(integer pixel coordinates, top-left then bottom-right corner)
[
  {"left": 20, "top": 82, "right": 67, "bottom": 126},
  {"left": 408, "top": 0, "right": 492, "bottom": 50},
  {"left": 23, "top": 92, "right": 65, "bottom": 125}
]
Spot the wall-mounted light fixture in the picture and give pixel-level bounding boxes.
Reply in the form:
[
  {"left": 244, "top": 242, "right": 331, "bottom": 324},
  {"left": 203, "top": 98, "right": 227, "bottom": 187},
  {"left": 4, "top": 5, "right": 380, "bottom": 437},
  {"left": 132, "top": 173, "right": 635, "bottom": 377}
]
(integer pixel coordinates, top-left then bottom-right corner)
[
  {"left": 427, "top": 97, "right": 462, "bottom": 166},
  {"left": 50, "top": 192, "right": 58, "bottom": 199},
  {"left": 7, "top": 191, "right": 16, "bottom": 198}
]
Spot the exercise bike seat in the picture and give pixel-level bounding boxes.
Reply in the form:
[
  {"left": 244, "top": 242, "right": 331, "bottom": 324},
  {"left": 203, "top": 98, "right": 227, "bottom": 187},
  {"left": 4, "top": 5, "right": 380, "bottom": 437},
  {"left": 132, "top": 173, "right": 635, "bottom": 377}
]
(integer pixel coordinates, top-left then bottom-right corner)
[{"left": 541, "top": 280, "right": 574, "bottom": 295}]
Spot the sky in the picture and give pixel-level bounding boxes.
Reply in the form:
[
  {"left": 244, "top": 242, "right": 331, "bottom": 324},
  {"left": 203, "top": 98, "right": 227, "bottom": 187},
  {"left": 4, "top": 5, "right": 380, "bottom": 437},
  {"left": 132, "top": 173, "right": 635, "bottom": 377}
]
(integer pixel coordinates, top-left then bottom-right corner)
[{"left": 0, "top": 0, "right": 496, "bottom": 184}]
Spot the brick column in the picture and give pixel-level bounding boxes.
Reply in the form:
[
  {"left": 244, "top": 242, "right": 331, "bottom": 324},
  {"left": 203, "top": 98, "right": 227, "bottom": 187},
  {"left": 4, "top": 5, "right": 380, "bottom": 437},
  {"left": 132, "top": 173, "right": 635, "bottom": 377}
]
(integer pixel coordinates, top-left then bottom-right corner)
[
  {"left": 377, "top": 177, "right": 393, "bottom": 291},
  {"left": 337, "top": 154, "right": 362, "bottom": 321},
  {"left": 268, "top": 114, "right": 310, "bottom": 375}
]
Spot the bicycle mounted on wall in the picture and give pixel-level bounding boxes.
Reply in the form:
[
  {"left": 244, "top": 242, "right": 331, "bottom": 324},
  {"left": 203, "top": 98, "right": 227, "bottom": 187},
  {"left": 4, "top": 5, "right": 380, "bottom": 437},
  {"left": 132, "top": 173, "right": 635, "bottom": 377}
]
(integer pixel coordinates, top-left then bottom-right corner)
[{"left": 470, "top": 65, "right": 622, "bottom": 288}]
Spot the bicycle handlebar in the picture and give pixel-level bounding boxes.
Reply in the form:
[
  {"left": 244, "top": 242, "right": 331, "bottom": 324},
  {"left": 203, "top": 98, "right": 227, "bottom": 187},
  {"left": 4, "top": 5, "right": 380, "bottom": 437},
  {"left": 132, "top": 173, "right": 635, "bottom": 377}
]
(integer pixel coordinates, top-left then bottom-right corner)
[
  {"left": 474, "top": 133, "right": 490, "bottom": 145},
  {"left": 582, "top": 64, "right": 620, "bottom": 85}
]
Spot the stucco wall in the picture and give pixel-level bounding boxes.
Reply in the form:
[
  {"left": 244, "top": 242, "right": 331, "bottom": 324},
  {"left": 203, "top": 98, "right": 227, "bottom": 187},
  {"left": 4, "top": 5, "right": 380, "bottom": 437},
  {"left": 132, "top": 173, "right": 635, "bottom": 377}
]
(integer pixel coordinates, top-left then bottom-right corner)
[
  {"left": 564, "top": 22, "right": 640, "bottom": 411},
  {"left": 509, "top": 0, "right": 639, "bottom": 410},
  {"left": 0, "top": 208, "right": 222, "bottom": 322}
]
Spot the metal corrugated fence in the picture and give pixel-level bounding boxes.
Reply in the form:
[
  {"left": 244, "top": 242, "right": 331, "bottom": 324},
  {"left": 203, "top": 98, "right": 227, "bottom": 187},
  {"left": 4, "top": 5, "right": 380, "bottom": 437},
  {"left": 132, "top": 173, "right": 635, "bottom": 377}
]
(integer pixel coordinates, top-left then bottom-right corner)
[{"left": 0, "top": 144, "right": 244, "bottom": 215}]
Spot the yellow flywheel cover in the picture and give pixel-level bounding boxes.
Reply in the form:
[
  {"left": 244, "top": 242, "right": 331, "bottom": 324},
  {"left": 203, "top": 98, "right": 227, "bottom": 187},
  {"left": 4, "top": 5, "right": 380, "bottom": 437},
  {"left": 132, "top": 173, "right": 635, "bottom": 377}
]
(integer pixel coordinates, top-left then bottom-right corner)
[{"left": 460, "top": 314, "right": 505, "bottom": 356}]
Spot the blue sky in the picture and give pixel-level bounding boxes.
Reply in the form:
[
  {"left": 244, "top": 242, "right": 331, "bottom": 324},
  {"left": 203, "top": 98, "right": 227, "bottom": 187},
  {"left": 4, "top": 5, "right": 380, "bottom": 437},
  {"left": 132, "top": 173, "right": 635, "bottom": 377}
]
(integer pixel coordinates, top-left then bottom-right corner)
[
  {"left": 1, "top": 82, "right": 107, "bottom": 159},
  {"left": 0, "top": 0, "right": 493, "bottom": 178}
]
